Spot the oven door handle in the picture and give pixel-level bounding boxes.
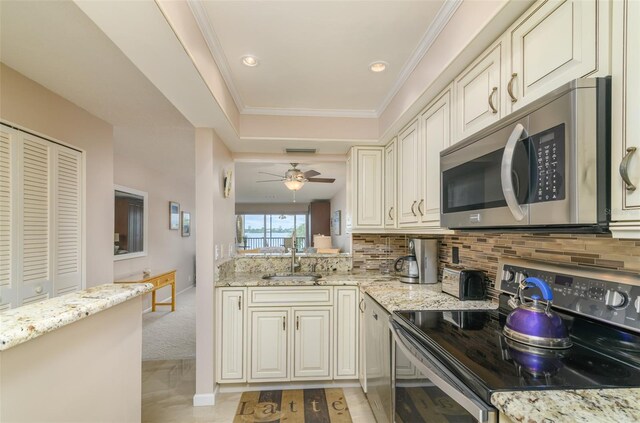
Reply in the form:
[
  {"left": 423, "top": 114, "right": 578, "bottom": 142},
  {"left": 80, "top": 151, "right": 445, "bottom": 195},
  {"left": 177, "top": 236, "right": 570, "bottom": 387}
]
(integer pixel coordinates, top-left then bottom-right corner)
[
  {"left": 390, "top": 322, "right": 497, "bottom": 423},
  {"left": 501, "top": 123, "right": 528, "bottom": 222}
]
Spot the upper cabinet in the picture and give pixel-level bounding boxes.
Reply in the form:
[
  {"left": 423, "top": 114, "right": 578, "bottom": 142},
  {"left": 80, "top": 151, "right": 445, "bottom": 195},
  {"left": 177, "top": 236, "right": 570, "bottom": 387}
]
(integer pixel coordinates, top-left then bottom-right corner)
[
  {"left": 397, "top": 88, "right": 452, "bottom": 229},
  {"left": 505, "top": 0, "right": 601, "bottom": 113},
  {"left": 383, "top": 139, "right": 397, "bottom": 228},
  {"left": 454, "top": 43, "right": 502, "bottom": 143},
  {"left": 610, "top": 0, "right": 640, "bottom": 237},
  {"left": 347, "top": 147, "right": 384, "bottom": 231}
]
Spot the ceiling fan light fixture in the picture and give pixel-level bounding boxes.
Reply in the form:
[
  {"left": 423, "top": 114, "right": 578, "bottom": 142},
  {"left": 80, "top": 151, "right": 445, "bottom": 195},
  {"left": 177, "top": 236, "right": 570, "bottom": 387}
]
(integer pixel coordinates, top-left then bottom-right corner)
[
  {"left": 369, "top": 61, "right": 387, "bottom": 73},
  {"left": 284, "top": 179, "right": 305, "bottom": 191},
  {"left": 242, "top": 55, "right": 259, "bottom": 67}
]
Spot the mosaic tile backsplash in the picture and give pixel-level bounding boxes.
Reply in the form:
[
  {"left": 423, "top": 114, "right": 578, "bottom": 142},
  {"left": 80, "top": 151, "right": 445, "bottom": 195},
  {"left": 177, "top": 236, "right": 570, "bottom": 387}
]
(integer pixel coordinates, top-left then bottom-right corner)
[{"left": 353, "top": 232, "right": 640, "bottom": 300}]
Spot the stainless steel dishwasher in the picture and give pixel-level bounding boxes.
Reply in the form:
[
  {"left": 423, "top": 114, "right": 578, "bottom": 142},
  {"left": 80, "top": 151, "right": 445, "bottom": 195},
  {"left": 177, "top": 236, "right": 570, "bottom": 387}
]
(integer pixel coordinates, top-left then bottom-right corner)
[{"left": 364, "top": 293, "right": 392, "bottom": 423}]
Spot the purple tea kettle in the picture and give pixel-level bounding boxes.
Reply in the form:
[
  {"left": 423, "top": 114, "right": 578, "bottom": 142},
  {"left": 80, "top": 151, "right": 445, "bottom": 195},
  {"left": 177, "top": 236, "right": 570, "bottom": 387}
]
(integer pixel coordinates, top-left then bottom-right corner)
[{"left": 503, "top": 277, "right": 572, "bottom": 349}]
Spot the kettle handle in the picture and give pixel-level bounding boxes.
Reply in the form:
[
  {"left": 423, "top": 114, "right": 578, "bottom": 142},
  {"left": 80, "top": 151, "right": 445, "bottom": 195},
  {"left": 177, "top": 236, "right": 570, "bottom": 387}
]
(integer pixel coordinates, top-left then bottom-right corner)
[
  {"left": 522, "top": 277, "right": 554, "bottom": 302},
  {"left": 393, "top": 257, "right": 404, "bottom": 272}
]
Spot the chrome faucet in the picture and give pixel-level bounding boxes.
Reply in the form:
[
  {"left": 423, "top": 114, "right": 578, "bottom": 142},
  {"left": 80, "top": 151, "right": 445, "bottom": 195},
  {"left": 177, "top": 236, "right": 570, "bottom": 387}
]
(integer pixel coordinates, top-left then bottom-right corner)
[{"left": 290, "top": 231, "right": 300, "bottom": 273}]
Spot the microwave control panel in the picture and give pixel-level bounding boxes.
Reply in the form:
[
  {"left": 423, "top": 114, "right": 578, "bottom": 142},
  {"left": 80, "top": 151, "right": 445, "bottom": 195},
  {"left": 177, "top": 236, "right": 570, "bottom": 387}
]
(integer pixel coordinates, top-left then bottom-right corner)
[{"left": 531, "top": 123, "right": 565, "bottom": 203}]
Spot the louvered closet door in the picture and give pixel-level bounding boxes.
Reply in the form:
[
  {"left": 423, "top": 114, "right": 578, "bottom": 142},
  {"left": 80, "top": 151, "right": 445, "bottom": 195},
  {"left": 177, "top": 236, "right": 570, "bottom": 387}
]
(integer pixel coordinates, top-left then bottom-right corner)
[
  {"left": 54, "top": 147, "right": 82, "bottom": 295},
  {"left": 18, "top": 134, "right": 53, "bottom": 306},
  {"left": 0, "top": 126, "right": 14, "bottom": 311}
]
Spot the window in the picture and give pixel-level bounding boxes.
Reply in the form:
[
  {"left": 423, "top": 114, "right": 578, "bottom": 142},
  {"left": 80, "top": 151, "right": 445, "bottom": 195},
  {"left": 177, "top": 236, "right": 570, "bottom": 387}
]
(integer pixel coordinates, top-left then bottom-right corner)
[{"left": 236, "top": 214, "right": 307, "bottom": 251}]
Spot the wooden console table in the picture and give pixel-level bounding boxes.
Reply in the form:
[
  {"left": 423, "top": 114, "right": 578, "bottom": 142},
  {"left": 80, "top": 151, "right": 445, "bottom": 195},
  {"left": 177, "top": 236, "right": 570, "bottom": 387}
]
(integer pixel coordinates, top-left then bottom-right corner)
[{"left": 115, "top": 270, "right": 176, "bottom": 312}]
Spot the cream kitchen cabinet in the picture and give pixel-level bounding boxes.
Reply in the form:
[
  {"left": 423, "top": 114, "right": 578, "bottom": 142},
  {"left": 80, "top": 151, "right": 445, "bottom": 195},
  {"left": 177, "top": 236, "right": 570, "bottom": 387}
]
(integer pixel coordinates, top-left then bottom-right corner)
[
  {"left": 348, "top": 147, "right": 384, "bottom": 231},
  {"left": 454, "top": 42, "right": 502, "bottom": 143},
  {"left": 610, "top": 0, "right": 640, "bottom": 238},
  {"left": 358, "top": 296, "right": 367, "bottom": 393},
  {"left": 334, "top": 286, "right": 359, "bottom": 379},
  {"left": 250, "top": 308, "right": 289, "bottom": 381},
  {"left": 505, "top": 0, "right": 602, "bottom": 113},
  {"left": 363, "top": 293, "right": 392, "bottom": 423},
  {"left": 418, "top": 89, "right": 451, "bottom": 227},
  {"left": 384, "top": 139, "right": 397, "bottom": 228},
  {"left": 216, "top": 288, "right": 246, "bottom": 382},
  {"left": 293, "top": 307, "right": 332, "bottom": 380},
  {"left": 397, "top": 120, "right": 421, "bottom": 227}
]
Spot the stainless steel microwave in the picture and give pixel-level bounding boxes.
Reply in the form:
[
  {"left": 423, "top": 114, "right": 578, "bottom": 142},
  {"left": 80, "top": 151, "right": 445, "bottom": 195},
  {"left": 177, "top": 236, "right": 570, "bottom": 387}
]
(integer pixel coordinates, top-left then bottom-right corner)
[{"left": 440, "top": 78, "right": 610, "bottom": 231}]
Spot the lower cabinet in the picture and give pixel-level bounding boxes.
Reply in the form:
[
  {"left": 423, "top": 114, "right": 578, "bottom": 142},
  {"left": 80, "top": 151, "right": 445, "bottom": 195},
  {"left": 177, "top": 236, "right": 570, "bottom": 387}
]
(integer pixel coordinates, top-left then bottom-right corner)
[
  {"left": 217, "top": 286, "right": 358, "bottom": 384},
  {"left": 363, "top": 294, "right": 392, "bottom": 423}
]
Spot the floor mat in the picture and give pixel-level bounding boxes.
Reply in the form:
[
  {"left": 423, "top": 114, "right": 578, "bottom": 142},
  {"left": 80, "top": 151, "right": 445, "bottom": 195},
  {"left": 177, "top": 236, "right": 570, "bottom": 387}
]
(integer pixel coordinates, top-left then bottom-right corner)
[{"left": 234, "top": 388, "right": 353, "bottom": 423}]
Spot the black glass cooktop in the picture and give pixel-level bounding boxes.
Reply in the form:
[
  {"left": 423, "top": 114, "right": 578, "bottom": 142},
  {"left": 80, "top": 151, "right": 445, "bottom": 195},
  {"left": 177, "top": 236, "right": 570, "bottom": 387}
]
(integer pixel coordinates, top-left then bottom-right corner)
[{"left": 393, "top": 302, "right": 640, "bottom": 403}]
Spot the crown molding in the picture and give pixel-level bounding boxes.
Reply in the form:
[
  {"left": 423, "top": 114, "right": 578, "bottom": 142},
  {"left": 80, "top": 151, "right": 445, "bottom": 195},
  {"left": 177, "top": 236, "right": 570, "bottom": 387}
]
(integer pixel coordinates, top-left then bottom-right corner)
[
  {"left": 374, "top": 0, "right": 463, "bottom": 116},
  {"left": 188, "top": 0, "right": 461, "bottom": 120},
  {"left": 241, "top": 106, "right": 378, "bottom": 119}
]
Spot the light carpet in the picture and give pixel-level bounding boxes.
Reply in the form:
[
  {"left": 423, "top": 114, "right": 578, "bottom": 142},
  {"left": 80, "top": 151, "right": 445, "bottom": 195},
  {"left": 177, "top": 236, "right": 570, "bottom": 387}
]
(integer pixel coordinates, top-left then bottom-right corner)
[{"left": 142, "top": 286, "right": 196, "bottom": 361}]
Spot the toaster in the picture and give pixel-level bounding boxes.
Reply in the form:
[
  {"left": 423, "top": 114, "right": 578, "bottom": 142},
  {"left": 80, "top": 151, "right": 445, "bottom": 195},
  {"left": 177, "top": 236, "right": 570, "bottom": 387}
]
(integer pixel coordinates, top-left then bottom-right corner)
[{"left": 441, "top": 267, "right": 486, "bottom": 300}]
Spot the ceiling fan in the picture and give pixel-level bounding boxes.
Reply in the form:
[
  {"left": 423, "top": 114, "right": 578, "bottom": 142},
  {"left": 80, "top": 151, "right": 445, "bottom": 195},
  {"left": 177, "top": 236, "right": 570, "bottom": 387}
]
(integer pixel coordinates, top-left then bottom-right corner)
[{"left": 257, "top": 163, "right": 335, "bottom": 191}]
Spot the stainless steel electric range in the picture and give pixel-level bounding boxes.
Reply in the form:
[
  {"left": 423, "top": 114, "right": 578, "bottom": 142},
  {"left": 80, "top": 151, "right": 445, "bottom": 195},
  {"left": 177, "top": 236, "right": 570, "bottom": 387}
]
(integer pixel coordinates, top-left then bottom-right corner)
[{"left": 390, "top": 258, "right": 640, "bottom": 423}]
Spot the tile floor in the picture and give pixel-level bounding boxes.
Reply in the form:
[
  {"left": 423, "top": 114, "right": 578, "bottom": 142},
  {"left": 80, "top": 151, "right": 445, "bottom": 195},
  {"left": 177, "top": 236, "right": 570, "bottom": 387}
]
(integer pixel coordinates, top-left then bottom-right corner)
[{"left": 142, "top": 360, "right": 377, "bottom": 422}]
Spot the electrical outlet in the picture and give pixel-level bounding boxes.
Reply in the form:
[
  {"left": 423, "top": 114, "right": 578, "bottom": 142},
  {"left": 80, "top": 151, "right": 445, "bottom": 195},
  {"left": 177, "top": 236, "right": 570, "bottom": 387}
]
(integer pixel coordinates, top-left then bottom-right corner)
[{"left": 452, "top": 246, "right": 460, "bottom": 264}]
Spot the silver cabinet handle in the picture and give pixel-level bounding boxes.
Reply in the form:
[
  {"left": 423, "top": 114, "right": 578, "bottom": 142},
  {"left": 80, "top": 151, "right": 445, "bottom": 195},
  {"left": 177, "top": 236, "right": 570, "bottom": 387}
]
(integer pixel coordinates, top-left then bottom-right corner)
[
  {"left": 388, "top": 207, "right": 394, "bottom": 220},
  {"left": 359, "top": 298, "right": 366, "bottom": 312},
  {"left": 418, "top": 199, "right": 424, "bottom": 216},
  {"left": 410, "top": 201, "right": 417, "bottom": 216},
  {"left": 620, "top": 147, "right": 637, "bottom": 191},
  {"left": 507, "top": 73, "right": 517, "bottom": 103},
  {"left": 372, "top": 312, "right": 378, "bottom": 320},
  {"left": 296, "top": 316, "right": 300, "bottom": 330},
  {"left": 238, "top": 296, "right": 242, "bottom": 310},
  {"left": 488, "top": 87, "right": 498, "bottom": 114},
  {"left": 35, "top": 286, "right": 43, "bottom": 294},
  {"left": 283, "top": 316, "right": 286, "bottom": 331}
]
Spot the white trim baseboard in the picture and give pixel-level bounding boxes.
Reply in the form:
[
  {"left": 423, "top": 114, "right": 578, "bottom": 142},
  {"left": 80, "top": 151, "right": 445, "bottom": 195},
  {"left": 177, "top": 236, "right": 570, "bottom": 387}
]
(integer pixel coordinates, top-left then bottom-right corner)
[
  {"left": 218, "top": 380, "right": 360, "bottom": 394},
  {"left": 193, "top": 385, "right": 219, "bottom": 407}
]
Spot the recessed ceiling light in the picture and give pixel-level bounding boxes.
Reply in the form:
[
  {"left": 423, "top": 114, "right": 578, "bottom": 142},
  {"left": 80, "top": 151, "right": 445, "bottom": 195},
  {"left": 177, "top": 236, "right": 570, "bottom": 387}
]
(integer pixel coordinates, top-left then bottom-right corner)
[
  {"left": 369, "top": 61, "right": 388, "bottom": 73},
  {"left": 242, "top": 55, "right": 259, "bottom": 67}
]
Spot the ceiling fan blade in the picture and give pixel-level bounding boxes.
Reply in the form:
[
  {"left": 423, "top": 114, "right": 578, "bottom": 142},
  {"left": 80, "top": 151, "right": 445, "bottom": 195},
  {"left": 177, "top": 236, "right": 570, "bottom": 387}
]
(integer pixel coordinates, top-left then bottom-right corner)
[
  {"left": 307, "top": 178, "right": 335, "bottom": 183},
  {"left": 256, "top": 179, "right": 283, "bottom": 183},
  {"left": 259, "top": 171, "right": 285, "bottom": 178},
  {"left": 303, "top": 170, "right": 321, "bottom": 178}
]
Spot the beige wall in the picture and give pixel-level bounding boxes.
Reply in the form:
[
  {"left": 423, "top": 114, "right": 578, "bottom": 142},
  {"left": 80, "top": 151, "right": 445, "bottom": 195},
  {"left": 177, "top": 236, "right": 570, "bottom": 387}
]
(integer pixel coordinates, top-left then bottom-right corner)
[
  {"left": 330, "top": 185, "right": 350, "bottom": 253},
  {"left": 0, "top": 63, "right": 114, "bottom": 286},
  {"left": 113, "top": 149, "right": 196, "bottom": 308},
  {"left": 194, "top": 128, "right": 235, "bottom": 405}
]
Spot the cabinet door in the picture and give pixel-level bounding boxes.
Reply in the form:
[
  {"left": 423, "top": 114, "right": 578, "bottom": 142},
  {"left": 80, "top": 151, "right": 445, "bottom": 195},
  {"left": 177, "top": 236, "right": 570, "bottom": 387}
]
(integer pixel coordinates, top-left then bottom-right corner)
[
  {"left": 418, "top": 89, "right": 451, "bottom": 227},
  {"left": 454, "top": 43, "right": 502, "bottom": 142},
  {"left": 218, "top": 289, "right": 245, "bottom": 382},
  {"left": 18, "top": 133, "right": 54, "bottom": 306},
  {"left": 397, "top": 121, "right": 420, "bottom": 226},
  {"left": 384, "top": 140, "right": 397, "bottom": 228},
  {"left": 250, "top": 308, "right": 289, "bottom": 381},
  {"left": 358, "top": 296, "right": 367, "bottom": 392},
  {"left": 334, "top": 287, "right": 358, "bottom": 379},
  {"left": 351, "top": 147, "right": 384, "bottom": 229},
  {"left": 611, "top": 0, "right": 640, "bottom": 233},
  {"left": 506, "top": 0, "right": 598, "bottom": 112},
  {"left": 293, "top": 307, "right": 332, "bottom": 380}
]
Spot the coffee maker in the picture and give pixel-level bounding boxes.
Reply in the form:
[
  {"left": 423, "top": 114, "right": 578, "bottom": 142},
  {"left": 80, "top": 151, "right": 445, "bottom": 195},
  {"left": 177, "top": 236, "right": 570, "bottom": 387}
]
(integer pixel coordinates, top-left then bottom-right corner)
[{"left": 394, "top": 238, "right": 438, "bottom": 284}]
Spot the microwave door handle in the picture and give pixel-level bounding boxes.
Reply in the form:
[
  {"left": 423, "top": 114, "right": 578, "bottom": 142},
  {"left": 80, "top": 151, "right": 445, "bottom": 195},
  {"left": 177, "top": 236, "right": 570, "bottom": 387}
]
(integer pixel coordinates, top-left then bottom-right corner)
[
  {"left": 389, "top": 322, "right": 497, "bottom": 423},
  {"left": 501, "top": 123, "right": 528, "bottom": 221}
]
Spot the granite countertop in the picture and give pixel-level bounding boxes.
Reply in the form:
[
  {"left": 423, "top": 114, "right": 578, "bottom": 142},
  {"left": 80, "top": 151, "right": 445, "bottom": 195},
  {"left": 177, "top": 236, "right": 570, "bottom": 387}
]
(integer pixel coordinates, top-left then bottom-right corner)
[
  {"left": 216, "top": 271, "right": 496, "bottom": 313},
  {"left": 0, "top": 283, "right": 153, "bottom": 351},
  {"left": 491, "top": 388, "right": 640, "bottom": 423}
]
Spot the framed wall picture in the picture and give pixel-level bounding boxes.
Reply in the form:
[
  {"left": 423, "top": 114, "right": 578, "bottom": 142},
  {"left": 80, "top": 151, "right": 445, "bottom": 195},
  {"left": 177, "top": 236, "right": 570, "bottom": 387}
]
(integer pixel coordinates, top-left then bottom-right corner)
[
  {"left": 181, "top": 211, "right": 191, "bottom": 237},
  {"left": 331, "top": 210, "right": 341, "bottom": 235},
  {"left": 169, "top": 201, "right": 180, "bottom": 230}
]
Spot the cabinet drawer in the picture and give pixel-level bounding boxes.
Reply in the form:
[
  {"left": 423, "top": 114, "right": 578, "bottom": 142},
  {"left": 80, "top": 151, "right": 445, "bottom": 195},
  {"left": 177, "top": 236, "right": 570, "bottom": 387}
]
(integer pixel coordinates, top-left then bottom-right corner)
[
  {"left": 249, "top": 287, "right": 333, "bottom": 306},
  {"left": 150, "top": 273, "right": 174, "bottom": 288}
]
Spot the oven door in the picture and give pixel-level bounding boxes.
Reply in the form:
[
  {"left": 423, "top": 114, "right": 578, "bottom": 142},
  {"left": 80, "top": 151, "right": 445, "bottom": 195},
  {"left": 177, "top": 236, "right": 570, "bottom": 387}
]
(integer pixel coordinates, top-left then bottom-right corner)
[
  {"left": 441, "top": 119, "right": 533, "bottom": 229},
  {"left": 390, "top": 322, "right": 497, "bottom": 423}
]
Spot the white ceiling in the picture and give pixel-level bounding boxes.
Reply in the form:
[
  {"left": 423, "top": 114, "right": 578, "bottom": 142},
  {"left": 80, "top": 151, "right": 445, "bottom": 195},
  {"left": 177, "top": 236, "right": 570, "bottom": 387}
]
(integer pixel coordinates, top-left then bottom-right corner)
[
  {"left": 0, "top": 0, "right": 195, "bottom": 183},
  {"left": 192, "top": 0, "right": 450, "bottom": 117},
  {"left": 235, "top": 162, "right": 346, "bottom": 203}
]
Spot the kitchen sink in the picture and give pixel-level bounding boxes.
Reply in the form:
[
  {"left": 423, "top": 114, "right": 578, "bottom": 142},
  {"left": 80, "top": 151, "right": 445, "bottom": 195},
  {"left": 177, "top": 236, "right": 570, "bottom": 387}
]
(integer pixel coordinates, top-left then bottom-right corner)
[{"left": 262, "top": 273, "right": 322, "bottom": 282}]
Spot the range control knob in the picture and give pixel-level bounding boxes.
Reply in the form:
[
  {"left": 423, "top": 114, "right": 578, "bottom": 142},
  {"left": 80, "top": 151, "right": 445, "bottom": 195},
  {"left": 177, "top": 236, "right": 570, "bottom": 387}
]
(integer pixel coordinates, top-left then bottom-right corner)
[
  {"left": 635, "top": 297, "right": 640, "bottom": 314},
  {"left": 514, "top": 271, "right": 528, "bottom": 286},
  {"left": 605, "top": 290, "right": 627, "bottom": 309},
  {"left": 502, "top": 269, "right": 515, "bottom": 282}
]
